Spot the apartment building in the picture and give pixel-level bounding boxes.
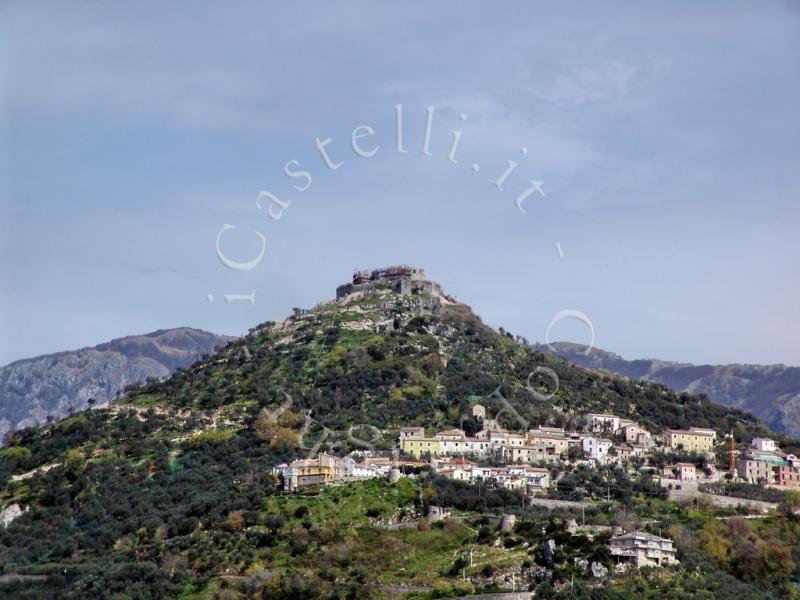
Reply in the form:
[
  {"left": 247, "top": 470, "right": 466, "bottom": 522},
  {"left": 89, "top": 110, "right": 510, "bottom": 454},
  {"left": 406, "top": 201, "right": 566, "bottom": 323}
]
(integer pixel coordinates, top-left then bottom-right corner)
[
  {"left": 609, "top": 531, "right": 679, "bottom": 568},
  {"left": 665, "top": 428, "right": 716, "bottom": 454},
  {"left": 400, "top": 428, "right": 494, "bottom": 458},
  {"left": 736, "top": 457, "right": 778, "bottom": 484}
]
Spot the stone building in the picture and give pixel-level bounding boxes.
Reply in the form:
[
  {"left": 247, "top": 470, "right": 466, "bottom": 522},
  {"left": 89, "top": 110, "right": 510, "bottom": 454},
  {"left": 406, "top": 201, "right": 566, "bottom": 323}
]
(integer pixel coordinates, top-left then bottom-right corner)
[
  {"left": 737, "top": 452, "right": 787, "bottom": 484},
  {"left": 427, "top": 505, "right": 451, "bottom": 522},
  {"left": 509, "top": 443, "right": 563, "bottom": 464},
  {"left": 525, "top": 429, "right": 570, "bottom": 456},
  {"left": 336, "top": 265, "right": 443, "bottom": 300},
  {"left": 774, "top": 465, "right": 800, "bottom": 488},
  {"left": 737, "top": 457, "right": 776, "bottom": 484},
  {"left": 662, "top": 462, "right": 696, "bottom": 482}
]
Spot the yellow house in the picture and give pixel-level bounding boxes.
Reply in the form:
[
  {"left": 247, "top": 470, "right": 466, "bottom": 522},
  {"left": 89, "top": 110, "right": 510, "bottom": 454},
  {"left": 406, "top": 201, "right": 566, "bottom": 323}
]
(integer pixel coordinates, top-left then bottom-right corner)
[
  {"left": 274, "top": 453, "right": 348, "bottom": 490},
  {"left": 666, "top": 428, "right": 715, "bottom": 454},
  {"left": 401, "top": 436, "right": 442, "bottom": 458}
]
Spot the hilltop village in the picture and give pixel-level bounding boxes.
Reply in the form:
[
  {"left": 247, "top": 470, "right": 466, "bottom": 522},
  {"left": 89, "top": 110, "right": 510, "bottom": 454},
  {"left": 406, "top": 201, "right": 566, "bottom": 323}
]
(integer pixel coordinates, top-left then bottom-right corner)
[
  {"left": 275, "top": 405, "right": 800, "bottom": 500},
  {"left": 272, "top": 404, "right": 799, "bottom": 572},
  {"left": 276, "top": 266, "right": 800, "bottom": 499},
  {"left": 4, "top": 265, "right": 799, "bottom": 597},
  {"left": 267, "top": 267, "right": 800, "bottom": 577}
]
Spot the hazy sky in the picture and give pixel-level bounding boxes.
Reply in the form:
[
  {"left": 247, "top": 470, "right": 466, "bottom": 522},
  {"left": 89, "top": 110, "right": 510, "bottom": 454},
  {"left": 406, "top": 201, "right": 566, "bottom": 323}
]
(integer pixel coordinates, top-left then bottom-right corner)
[{"left": 1, "top": 2, "right": 798, "bottom": 367}]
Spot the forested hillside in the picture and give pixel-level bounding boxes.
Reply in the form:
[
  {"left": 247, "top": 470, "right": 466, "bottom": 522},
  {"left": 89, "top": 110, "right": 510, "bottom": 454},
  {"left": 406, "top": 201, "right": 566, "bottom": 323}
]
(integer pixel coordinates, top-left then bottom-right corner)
[{"left": 1, "top": 283, "right": 798, "bottom": 598}]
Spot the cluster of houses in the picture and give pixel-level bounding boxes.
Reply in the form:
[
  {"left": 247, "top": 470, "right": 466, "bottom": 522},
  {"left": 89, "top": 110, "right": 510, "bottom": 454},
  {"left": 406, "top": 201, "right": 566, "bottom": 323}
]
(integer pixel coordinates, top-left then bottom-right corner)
[
  {"left": 737, "top": 437, "right": 800, "bottom": 488},
  {"left": 400, "top": 410, "right": 724, "bottom": 466},
  {"left": 433, "top": 456, "right": 550, "bottom": 492},
  {"left": 271, "top": 453, "right": 425, "bottom": 491},
  {"left": 399, "top": 406, "right": 800, "bottom": 491},
  {"left": 271, "top": 407, "right": 800, "bottom": 495},
  {"left": 264, "top": 408, "right": 800, "bottom": 581},
  {"left": 264, "top": 406, "right": 800, "bottom": 578}
]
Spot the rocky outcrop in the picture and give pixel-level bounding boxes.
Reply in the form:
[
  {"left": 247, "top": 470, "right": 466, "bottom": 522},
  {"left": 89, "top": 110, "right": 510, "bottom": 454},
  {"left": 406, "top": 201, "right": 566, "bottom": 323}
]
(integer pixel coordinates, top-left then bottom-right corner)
[
  {"left": 0, "top": 503, "right": 27, "bottom": 527},
  {"left": 0, "top": 328, "right": 234, "bottom": 443},
  {"left": 590, "top": 561, "right": 609, "bottom": 579}
]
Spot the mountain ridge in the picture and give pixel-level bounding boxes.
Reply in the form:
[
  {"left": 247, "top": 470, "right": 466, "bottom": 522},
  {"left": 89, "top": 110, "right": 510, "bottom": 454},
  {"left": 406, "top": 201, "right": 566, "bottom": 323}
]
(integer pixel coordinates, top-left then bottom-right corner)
[
  {"left": 539, "top": 341, "right": 800, "bottom": 437},
  {"left": 0, "top": 327, "right": 235, "bottom": 441}
]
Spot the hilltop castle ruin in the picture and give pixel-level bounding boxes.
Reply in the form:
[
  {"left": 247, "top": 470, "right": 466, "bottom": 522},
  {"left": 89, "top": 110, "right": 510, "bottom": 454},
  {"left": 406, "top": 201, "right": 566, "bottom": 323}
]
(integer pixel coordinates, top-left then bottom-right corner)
[{"left": 336, "top": 265, "right": 443, "bottom": 300}]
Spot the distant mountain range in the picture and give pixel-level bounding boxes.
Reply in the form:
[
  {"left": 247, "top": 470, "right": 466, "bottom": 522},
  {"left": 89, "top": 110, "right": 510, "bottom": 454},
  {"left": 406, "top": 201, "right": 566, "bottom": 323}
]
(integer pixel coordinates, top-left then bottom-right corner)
[
  {"left": 4, "top": 326, "right": 799, "bottom": 445},
  {"left": 0, "top": 328, "right": 234, "bottom": 442},
  {"left": 539, "top": 342, "right": 800, "bottom": 437}
]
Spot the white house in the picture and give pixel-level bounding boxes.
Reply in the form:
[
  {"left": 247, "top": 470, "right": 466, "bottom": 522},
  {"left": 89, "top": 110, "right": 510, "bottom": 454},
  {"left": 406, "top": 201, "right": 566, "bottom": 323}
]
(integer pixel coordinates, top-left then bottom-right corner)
[
  {"left": 751, "top": 437, "right": 777, "bottom": 452},
  {"left": 581, "top": 436, "right": 613, "bottom": 463},
  {"left": 507, "top": 465, "right": 550, "bottom": 490},
  {"left": 585, "top": 413, "right": 621, "bottom": 433}
]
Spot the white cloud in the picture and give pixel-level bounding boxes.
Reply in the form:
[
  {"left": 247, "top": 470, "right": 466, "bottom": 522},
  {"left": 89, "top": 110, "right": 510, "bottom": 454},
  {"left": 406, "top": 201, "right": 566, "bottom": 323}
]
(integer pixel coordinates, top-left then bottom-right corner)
[{"left": 524, "top": 60, "right": 642, "bottom": 105}]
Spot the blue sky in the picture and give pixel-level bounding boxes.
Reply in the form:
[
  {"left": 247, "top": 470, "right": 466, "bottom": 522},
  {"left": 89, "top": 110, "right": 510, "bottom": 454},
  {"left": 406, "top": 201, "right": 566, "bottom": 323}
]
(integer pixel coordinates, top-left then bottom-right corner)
[{"left": 1, "top": 2, "right": 798, "bottom": 367}]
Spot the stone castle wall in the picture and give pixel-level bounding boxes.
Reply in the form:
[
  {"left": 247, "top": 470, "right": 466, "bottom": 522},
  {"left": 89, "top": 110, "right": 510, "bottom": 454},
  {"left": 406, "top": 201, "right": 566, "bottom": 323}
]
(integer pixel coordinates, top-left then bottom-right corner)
[{"left": 336, "top": 265, "right": 443, "bottom": 300}]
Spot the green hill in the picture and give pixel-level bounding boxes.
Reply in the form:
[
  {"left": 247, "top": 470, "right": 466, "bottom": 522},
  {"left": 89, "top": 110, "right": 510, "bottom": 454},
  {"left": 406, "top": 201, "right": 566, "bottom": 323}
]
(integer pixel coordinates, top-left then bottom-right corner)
[{"left": 1, "top": 269, "right": 798, "bottom": 599}]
